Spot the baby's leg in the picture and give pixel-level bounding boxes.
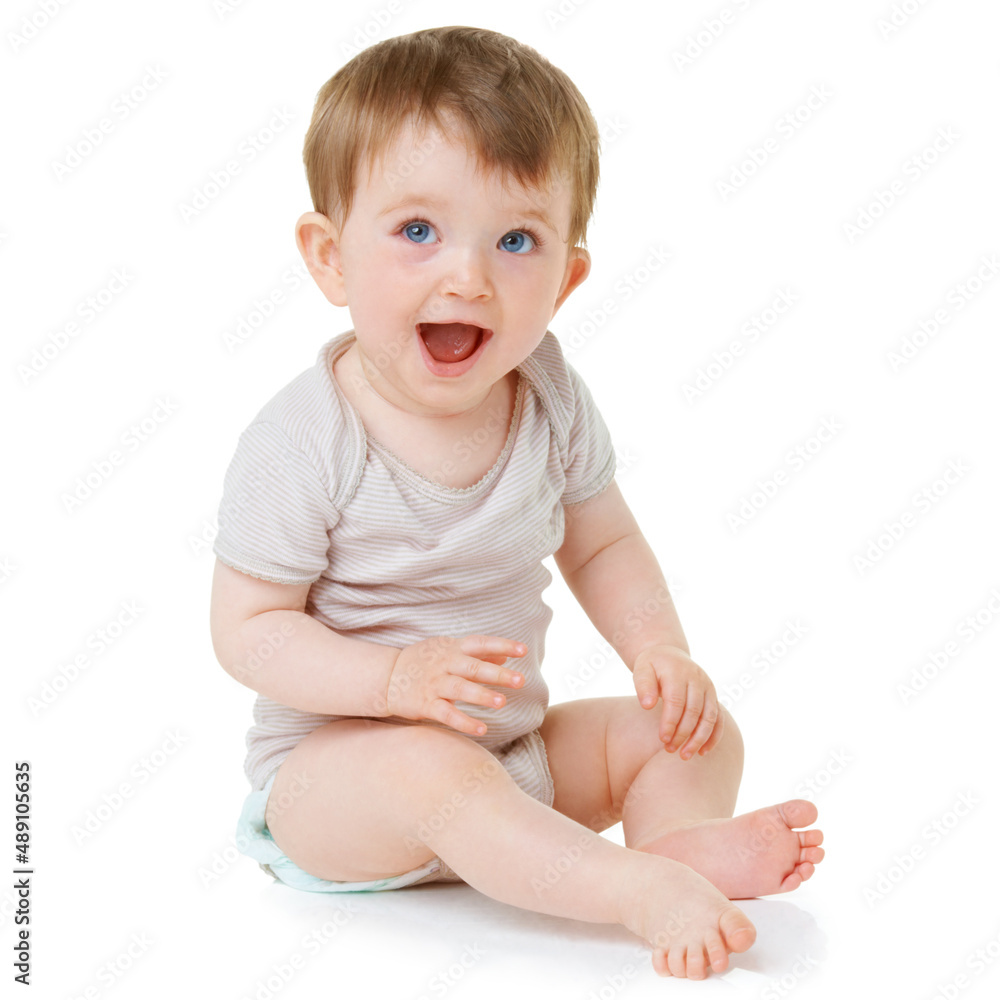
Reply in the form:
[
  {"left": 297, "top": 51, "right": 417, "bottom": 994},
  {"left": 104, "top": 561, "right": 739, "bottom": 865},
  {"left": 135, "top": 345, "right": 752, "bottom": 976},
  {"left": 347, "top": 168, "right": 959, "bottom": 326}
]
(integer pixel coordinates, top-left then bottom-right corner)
[
  {"left": 541, "top": 698, "right": 824, "bottom": 900},
  {"left": 266, "top": 719, "right": 755, "bottom": 978},
  {"left": 618, "top": 705, "right": 824, "bottom": 899}
]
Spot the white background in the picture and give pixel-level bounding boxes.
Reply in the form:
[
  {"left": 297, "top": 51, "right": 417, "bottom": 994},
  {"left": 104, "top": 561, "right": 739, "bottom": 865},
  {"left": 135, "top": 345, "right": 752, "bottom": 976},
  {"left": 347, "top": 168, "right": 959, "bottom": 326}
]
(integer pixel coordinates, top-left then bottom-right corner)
[{"left": 4, "top": 0, "right": 999, "bottom": 997}]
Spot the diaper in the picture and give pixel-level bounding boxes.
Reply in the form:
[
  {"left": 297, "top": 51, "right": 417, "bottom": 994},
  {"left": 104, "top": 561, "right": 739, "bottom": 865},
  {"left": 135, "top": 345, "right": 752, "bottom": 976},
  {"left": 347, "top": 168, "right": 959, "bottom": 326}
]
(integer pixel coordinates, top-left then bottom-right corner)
[{"left": 235, "top": 726, "right": 555, "bottom": 893}]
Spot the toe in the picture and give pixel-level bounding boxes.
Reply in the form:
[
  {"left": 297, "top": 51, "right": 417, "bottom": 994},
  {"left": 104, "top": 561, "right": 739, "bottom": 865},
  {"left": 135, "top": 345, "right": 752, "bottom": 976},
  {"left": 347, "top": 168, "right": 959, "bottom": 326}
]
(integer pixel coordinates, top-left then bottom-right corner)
[
  {"left": 705, "top": 929, "right": 729, "bottom": 973},
  {"left": 799, "top": 828, "right": 824, "bottom": 847},
  {"left": 779, "top": 799, "right": 818, "bottom": 828},
  {"left": 652, "top": 947, "right": 671, "bottom": 977},
  {"left": 720, "top": 906, "right": 756, "bottom": 952},
  {"left": 687, "top": 946, "right": 709, "bottom": 980},
  {"left": 778, "top": 868, "right": 803, "bottom": 892},
  {"left": 802, "top": 846, "right": 825, "bottom": 864},
  {"left": 667, "top": 945, "right": 688, "bottom": 978}
]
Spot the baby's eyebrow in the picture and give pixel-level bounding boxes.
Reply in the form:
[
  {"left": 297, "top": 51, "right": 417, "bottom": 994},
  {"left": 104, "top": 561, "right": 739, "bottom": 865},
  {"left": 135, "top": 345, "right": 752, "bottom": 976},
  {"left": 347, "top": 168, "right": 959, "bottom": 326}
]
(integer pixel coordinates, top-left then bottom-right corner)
[
  {"left": 512, "top": 207, "right": 557, "bottom": 232},
  {"left": 376, "top": 195, "right": 557, "bottom": 232},
  {"left": 376, "top": 195, "right": 447, "bottom": 219}
]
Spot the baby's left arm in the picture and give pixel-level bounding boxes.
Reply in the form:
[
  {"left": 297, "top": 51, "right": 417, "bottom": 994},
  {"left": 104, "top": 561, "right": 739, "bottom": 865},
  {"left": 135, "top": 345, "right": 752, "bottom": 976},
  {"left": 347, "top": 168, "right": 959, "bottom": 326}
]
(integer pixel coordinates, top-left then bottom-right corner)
[{"left": 554, "top": 481, "right": 724, "bottom": 759}]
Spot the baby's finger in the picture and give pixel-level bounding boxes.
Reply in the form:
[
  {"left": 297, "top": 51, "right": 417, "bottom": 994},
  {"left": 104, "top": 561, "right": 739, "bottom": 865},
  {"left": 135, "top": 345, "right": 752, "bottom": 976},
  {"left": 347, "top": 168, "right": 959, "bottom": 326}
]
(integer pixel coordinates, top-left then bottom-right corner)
[
  {"left": 431, "top": 699, "right": 490, "bottom": 737},
  {"left": 460, "top": 656, "right": 525, "bottom": 690},
  {"left": 460, "top": 635, "right": 527, "bottom": 660},
  {"left": 633, "top": 661, "right": 660, "bottom": 710},
  {"left": 446, "top": 674, "right": 512, "bottom": 711},
  {"left": 697, "top": 712, "right": 726, "bottom": 756},
  {"left": 666, "top": 688, "right": 704, "bottom": 752},
  {"left": 679, "top": 703, "right": 719, "bottom": 758},
  {"left": 477, "top": 651, "right": 520, "bottom": 666},
  {"left": 657, "top": 686, "right": 688, "bottom": 747}
]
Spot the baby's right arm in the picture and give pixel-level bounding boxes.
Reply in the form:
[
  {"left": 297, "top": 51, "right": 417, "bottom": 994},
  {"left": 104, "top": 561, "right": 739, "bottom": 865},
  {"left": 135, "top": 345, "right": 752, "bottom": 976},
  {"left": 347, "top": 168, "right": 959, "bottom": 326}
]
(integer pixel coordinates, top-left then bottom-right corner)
[
  {"left": 210, "top": 558, "right": 394, "bottom": 717},
  {"left": 209, "top": 559, "right": 525, "bottom": 736}
]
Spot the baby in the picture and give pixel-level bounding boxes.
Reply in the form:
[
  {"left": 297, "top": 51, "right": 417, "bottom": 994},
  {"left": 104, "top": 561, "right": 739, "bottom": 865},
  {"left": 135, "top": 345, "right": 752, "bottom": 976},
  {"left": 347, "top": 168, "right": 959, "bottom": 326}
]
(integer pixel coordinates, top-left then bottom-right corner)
[{"left": 209, "top": 26, "right": 824, "bottom": 980}]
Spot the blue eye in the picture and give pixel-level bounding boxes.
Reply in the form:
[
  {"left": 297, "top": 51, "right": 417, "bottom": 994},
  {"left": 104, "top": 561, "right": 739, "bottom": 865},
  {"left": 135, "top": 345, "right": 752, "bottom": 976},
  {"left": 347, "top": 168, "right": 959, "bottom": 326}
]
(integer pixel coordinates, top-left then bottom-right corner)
[
  {"left": 403, "top": 221, "right": 437, "bottom": 244},
  {"left": 499, "top": 230, "right": 536, "bottom": 254}
]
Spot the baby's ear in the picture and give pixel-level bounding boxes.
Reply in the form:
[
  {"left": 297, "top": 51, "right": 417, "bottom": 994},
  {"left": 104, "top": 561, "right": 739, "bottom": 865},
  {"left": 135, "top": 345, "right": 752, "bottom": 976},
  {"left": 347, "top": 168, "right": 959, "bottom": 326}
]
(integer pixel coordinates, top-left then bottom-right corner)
[
  {"left": 552, "top": 246, "right": 591, "bottom": 316},
  {"left": 295, "top": 212, "right": 347, "bottom": 307}
]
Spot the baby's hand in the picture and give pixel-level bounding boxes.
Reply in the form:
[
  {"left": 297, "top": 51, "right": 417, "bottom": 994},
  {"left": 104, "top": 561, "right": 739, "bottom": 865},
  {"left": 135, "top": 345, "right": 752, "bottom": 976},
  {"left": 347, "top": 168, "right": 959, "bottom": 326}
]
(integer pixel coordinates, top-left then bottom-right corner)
[
  {"left": 384, "top": 634, "right": 526, "bottom": 737},
  {"left": 632, "top": 644, "right": 724, "bottom": 759}
]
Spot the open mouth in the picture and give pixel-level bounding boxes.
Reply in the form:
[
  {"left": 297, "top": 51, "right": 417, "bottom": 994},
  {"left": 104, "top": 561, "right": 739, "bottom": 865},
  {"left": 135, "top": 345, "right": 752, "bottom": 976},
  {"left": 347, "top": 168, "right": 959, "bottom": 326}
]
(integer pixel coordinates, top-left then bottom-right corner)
[{"left": 416, "top": 322, "right": 492, "bottom": 376}]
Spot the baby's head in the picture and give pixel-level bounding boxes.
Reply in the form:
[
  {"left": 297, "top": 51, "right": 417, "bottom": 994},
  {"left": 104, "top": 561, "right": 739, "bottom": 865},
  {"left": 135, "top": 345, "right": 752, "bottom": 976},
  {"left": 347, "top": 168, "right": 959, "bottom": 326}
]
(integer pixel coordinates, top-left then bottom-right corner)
[
  {"left": 303, "top": 25, "right": 599, "bottom": 251},
  {"left": 295, "top": 26, "right": 601, "bottom": 414}
]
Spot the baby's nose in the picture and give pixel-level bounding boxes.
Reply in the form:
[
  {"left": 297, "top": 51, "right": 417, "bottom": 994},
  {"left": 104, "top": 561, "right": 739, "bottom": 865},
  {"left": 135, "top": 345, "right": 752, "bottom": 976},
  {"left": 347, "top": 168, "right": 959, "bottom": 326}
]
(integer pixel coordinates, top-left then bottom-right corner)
[{"left": 441, "top": 246, "right": 492, "bottom": 299}]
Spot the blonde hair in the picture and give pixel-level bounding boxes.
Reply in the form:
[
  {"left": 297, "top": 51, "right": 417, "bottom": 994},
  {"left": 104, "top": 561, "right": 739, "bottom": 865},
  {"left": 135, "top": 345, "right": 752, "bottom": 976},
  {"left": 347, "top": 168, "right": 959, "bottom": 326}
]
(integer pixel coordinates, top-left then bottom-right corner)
[{"left": 302, "top": 26, "right": 600, "bottom": 248}]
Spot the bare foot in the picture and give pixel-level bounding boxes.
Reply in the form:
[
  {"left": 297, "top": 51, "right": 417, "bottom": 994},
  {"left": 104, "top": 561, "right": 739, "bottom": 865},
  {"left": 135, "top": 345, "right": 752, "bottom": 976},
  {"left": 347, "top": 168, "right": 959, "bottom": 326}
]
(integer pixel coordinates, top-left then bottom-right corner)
[
  {"left": 633, "top": 799, "right": 825, "bottom": 899},
  {"left": 620, "top": 854, "right": 757, "bottom": 979}
]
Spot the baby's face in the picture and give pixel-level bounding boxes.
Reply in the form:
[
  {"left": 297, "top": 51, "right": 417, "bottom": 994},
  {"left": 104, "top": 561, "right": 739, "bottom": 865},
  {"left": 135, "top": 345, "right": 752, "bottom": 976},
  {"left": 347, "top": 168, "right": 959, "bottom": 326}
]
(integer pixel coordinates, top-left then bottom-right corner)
[{"left": 330, "top": 120, "right": 589, "bottom": 417}]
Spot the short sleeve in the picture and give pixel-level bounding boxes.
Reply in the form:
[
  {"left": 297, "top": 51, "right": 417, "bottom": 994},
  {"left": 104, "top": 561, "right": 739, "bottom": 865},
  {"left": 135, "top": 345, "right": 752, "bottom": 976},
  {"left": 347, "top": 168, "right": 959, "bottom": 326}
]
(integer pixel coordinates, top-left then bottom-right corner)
[
  {"left": 560, "top": 363, "right": 617, "bottom": 505},
  {"left": 212, "top": 421, "right": 337, "bottom": 585}
]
